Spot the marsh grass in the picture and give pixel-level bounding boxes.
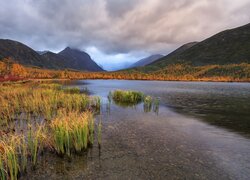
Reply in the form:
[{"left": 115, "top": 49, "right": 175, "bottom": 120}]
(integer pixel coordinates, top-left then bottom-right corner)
[
  {"left": 112, "top": 90, "right": 144, "bottom": 103},
  {"left": 0, "top": 82, "right": 101, "bottom": 179},
  {"left": 63, "top": 87, "right": 81, "bottom": 94},
  {"left": 0, "top": 83, "right": 101, "bottom": 123},
  {"left": 109, "top": 90, "right": 160, "bottom": 113},
  {"left": 97, "top": 118, "right": 102, "bottom": 148},
  {"left": 110, "top": 89, "right": 144, "bottom": 107},
  {"left": 153, "top": 98, "right": 160, "bottom": 114},
  {"left": 27, "top": 124, "right": 46, "bottom": 167},
  {"left": 0, "top": 136, "right": 19, "bottom": 180},
  {"left": 51, "top": 111, "right": 94, "bottom": 156},
  {"left": 143, "top": 95, "right": 153, "bottom": 112},
  {"left": 37, "top": 83, "right": 62, "bottom": 90},
  {"left": 19, "top": 136, "right": 28, "bottom": 174}
]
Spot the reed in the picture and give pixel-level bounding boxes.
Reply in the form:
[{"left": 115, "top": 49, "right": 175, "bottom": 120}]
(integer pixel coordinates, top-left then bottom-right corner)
[
  {"left": 0, "top": 131, "right": 43, "bottom": 179},
  {"left": 5, "top": 146, "right": 18, "bottom": 180},
  {"left": 153, "top": 98, "right": 160, "bottom": 114},
  {"left": 94, "top": 96, "right": 101, "bottom": 111},
  {"left": 27, "top": 125, "right": 38, "bottom": 167},
  {"left": 88, "top": 113, "right": 95, "bottom": 145},
  {"left": 143, "top": 95, "right": 153, "bottom": 112},
  {"left": 0, "top": 136, "right": 19, "bottom": 180},
  {"left": 97, "top": 119, "right": 102, "bottom": 147},
  {"left": 51, "top": 111, "right": 94, "bottom": 156},
  {"left": 18, "top": 136, "right": 28, "bottom": 173}
]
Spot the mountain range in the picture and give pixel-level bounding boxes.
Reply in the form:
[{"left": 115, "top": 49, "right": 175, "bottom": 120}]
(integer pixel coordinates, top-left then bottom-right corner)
[
  {"left": 0, "top": 39, "right": 103, "bottom": 72},
  {"left": 0, "top": 23, "right": 250, "bottom": 74},
  {"left": 139, "top": 23, "right": 250, "bottom": 72}
]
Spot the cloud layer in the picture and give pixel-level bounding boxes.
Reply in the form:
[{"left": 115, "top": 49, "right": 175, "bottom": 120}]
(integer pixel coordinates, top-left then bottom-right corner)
[{"left": 0, "top": 0, "right": 250, "bottom": 69}]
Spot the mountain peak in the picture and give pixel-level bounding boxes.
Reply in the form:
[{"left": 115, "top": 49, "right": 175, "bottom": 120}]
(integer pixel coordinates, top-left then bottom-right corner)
[
  {"left": 63, "top": 47, "right": 81, "bottom": 52},
  {"left": 63, "top": 47, "right": 74, "bottom": 51},
  {"left": 58, "top": 47, "right": 103, "bottom": 72}
]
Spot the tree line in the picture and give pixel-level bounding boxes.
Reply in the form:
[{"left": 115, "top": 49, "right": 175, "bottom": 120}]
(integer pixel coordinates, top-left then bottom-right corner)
[{"left": 0, "top": 57, "right": 249, "bottom": 82}]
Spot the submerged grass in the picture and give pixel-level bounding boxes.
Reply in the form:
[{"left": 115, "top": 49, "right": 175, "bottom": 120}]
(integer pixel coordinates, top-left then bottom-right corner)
[{"left": 0, "top": 82, "right": 101, "bottom": 179}]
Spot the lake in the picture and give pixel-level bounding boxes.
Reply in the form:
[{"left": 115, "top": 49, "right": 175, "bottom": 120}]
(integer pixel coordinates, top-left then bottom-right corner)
[{"left": 24, "top": 80, "right": 250, "bottom": 179}]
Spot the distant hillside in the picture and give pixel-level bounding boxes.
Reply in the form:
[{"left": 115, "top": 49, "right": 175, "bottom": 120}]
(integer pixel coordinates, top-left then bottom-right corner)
[
  {"left": 130, "top": 54, "right": 164, "bottom": 68},
  {"left": 58, "top": 47, "right": 103, "bottom": 72},
  {"left": 142, "top": 23, "right": 250, "bottom": 72},
  {"left": 0, "top": 39, "right": 103, "bottom": 71},
  {"left": 0, "top": 39, "right": 52, "bottom": 68}
]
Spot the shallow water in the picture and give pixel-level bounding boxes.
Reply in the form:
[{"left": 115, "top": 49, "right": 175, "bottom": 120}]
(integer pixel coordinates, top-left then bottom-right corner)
[{"left": 24, "top": 80, "right": 250, "bottom": 179}]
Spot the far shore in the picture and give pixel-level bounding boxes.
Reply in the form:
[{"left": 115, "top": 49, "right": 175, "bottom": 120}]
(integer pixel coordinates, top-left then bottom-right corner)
[{"left": 1, "top": 77, "right": 249, "bottom": 84}]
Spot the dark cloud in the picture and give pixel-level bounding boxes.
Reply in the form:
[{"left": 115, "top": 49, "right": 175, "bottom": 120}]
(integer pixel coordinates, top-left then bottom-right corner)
[{"left": 0, "top": 0, "right": 250, "bottom": 66}]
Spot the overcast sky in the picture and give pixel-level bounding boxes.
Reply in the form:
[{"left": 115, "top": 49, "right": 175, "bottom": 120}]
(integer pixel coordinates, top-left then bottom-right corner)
[{"left": 0, "top": 0, "right": 250, "bottom": 70}]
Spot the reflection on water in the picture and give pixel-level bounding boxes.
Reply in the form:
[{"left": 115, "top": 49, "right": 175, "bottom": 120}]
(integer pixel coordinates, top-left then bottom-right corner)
[
  {"left": 68, "top": 80, "right": 250, "bottom": 137},
  {"left": 25, "top": 80, "right": 250, "bottom": 180}
]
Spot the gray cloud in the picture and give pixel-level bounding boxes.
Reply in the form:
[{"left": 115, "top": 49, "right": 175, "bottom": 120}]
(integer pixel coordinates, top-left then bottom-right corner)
[{"left": 0, "top": 0, "right": 250, "bottom": 58}]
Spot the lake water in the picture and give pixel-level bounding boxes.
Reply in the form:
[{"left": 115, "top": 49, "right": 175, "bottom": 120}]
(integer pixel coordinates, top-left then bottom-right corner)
[{"left": 24, "top": 80, "right": 250, "bottom": 180}]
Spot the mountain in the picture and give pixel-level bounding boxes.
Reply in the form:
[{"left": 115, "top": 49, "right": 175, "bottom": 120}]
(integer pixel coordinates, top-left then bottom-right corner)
[
  {"left": 0, "top": 39, "right": 52, "bottom": 68},
  {"left": 130, "top": 54, "right": 164, "bottom": 68},
  {"left": 142, "top": 23, "right": 250, "bottom": 72},
  {"left": 41, "top": 51, "right": 69, "bottom": 70},
  {"left": 58, "top": 47, "right": 103, "bottom": 72},
  {"left": 0, "top": 39, "right": 103, "bottom": 71}
]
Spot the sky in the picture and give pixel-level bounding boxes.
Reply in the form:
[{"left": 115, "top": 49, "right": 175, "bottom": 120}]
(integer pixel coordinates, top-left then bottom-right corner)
[{"left": 0, "top": 0, "right": 250, "bottom": 70}]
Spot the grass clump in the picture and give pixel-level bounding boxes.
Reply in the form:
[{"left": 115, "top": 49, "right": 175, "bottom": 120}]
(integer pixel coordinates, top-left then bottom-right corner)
[
  {"left": 0, "top": 136, "right": 25, "bottom": 180},
  {"left": 110, "top": 89, "right": 144, "bottom": 106},
  {"left": 51, "top": 111, "right": 94, "bottom": 156},
  {"left": 27, "top": 124, "right": 46, "bottom": 167},
  {"left": 109, "top": 89, "right": 160, "bottom": 113}
]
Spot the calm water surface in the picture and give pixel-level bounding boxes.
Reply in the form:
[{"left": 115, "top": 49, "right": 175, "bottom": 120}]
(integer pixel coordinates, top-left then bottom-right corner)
[{"left": 24, "top": 80, "right": 250, "bottom": 180}]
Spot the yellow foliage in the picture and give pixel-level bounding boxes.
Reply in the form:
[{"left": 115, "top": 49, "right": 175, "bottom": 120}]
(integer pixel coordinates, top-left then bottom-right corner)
[
  {"left": 11, "top": 63, "right": 27, "bottom": 77},
  {"left": 0, "top": 61, "right": 7, "bottom": 75}
]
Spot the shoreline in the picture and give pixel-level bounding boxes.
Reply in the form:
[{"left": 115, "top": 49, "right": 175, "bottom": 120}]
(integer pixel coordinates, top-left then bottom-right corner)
[{"left": 0, "top": 78, "right": 249, "bottom": 84}]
